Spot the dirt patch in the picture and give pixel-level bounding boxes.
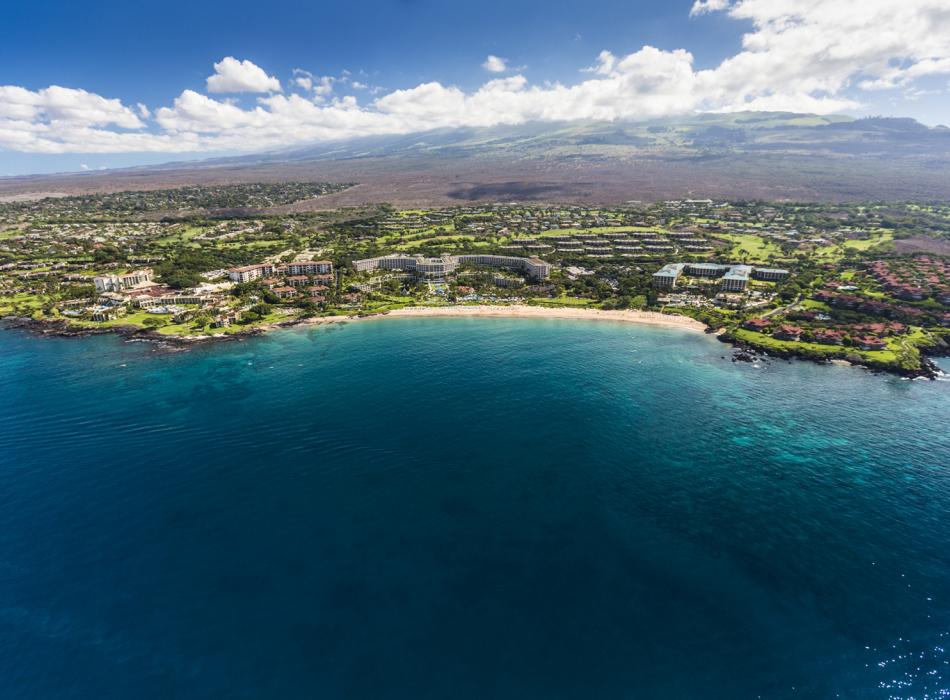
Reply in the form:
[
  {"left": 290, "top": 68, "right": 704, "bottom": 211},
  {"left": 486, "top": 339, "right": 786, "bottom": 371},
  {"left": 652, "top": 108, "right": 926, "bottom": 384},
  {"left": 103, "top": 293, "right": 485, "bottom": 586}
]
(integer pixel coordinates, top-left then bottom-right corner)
[{"left": 893, "top": 237, "right": 950, "bottom": 256}]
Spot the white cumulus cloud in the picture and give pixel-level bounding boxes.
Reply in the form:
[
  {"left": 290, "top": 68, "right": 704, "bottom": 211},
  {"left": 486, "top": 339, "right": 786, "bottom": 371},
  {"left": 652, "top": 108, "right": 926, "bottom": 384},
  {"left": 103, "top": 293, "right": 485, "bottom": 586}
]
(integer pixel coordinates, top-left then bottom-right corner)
[
  {"left": 206, "top": 57, "right": 281, "bottom": 93},
  {"left": 482, "top": 55, "right": 508, "bottom": 73},
  {"left": 3, "top": 1, "right": 950, "bottom": 155},
  {"left": 690, "top": 0, "right": 731, "bottom": 17}
]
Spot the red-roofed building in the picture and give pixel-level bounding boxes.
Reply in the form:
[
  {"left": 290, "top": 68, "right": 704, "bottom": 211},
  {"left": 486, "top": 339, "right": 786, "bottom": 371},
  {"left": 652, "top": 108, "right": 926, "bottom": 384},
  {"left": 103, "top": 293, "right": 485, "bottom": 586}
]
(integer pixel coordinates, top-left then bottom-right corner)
[
  {"left": 742, "top": 318, "right": 770, "bottom": 332},
  {"left": 812, "top": 328, "right": 846, "bottom": 345},
  {"left": 854, "top": 336, "right": 887, "bottom": 351},
  {"left": 773, "top": 324, "right": 802, "bottom": 341}
]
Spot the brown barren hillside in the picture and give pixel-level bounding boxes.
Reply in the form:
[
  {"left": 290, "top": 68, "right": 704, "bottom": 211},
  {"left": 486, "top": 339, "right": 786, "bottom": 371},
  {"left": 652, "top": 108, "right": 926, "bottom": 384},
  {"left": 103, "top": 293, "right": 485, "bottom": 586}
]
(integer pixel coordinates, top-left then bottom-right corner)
[{"left": 4, "top": 114, "right": 950, "bottom": 205}]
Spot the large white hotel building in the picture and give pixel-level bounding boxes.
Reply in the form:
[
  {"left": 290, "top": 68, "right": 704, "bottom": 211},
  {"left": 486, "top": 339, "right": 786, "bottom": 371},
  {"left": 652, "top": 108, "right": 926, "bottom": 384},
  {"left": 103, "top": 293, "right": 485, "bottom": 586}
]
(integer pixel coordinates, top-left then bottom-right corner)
[
  {"left": 93, "top": 268, "right": 154, "bottom": 293},
  {"left": 353, "top": 254, "right": 551, "bottom": 281},
  {"left": 652, "top": 263, "right": 789, "bottom": 291}
]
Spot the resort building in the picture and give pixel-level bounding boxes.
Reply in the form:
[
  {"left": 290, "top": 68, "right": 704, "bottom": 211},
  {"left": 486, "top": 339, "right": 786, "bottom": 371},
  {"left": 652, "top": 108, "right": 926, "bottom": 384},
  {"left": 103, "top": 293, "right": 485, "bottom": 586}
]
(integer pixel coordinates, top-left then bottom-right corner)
[
  {"left": 652, "top": 263, "right": 687, "bottom": 289},
  {"left": 457, "top": 254, "right": 551, "bottom": 280},
  {"left": 414, "top": 255, "right": 459, "bottom": 280},
  {"left": 94, "top": 268, "right": 154, "bottom": 293},
  {"left": 652, "top": 262, "right": 789, "bottom": 291},
  {"left": 351, "top": 254, "right": 460, "bottom": 279},
  {"left": 353, "top": 254, "right": 552, "bottom": 281}
]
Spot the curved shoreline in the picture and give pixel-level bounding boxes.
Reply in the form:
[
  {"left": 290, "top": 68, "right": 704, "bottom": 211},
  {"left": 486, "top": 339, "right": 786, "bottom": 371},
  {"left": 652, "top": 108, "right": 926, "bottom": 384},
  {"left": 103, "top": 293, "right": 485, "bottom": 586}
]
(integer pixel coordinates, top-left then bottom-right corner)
[
  {"left": 359, "top": 305, "right": 708, "bottom": 331},
  {"left": 3, "top": 305, "right": 707, "bottom": 350},
  {"left": 6, "top": 309, "right": 943, "bottom": 379}
]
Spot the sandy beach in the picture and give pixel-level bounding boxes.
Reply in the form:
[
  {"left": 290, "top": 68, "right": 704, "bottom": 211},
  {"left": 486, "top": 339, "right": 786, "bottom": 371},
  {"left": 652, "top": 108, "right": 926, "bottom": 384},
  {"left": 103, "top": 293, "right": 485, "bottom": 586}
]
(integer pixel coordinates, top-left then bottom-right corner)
[{"left": 367, "top": 304, "right": 708, "bottom": 331}]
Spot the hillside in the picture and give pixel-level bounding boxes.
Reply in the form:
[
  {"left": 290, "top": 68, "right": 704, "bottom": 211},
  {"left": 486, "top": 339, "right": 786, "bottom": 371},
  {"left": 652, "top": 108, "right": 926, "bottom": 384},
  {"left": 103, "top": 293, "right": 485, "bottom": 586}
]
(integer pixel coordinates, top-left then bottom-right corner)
[{"left": 3, "top": 113, "right": 950, "bottom": 204}]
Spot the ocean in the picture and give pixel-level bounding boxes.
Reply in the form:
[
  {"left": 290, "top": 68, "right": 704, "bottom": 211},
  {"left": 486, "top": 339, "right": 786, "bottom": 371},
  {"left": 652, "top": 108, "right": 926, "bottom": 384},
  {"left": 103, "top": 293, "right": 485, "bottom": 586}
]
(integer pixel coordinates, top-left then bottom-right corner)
[{"left": 0, "top": 318, "right": 948, "bottom": 698}]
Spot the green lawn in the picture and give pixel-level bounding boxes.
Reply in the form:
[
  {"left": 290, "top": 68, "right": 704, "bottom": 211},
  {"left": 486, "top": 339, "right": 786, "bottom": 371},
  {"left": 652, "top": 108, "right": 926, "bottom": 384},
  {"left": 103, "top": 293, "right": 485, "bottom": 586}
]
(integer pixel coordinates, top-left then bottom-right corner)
[
  {"left": 396, "top": 234, "right": 475, "bottom": 250},
  {"left": 732, "top": 328, "right": 903, "bottom": 366},
  {"left": 713, "top": 233, "right": 785, "bottom": 263},
  {"left": 153, "top": 225, "right": 206, "bottom": 248},
  {"left": 527, "top": 296, "right": 597, "bottom": 307},
  {"left": 813, "top": 232, "right": 894, "bottom": 261},
  {"left": 0, "top": 293, "right": 47, "bottom": 314}
]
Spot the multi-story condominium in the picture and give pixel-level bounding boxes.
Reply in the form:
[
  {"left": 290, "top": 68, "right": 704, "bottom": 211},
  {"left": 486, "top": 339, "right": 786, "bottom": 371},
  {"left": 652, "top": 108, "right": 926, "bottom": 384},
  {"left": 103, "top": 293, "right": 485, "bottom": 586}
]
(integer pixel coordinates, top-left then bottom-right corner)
[
  {"left": 284, "top": 260, "right": 333, "bottom": 276},
  {"left": 228, "top": 264, "right": 276, "bottom": 283},
  {"left": 651, "top": 263, "right": 687, "bottom": 289},
  {"left": 721, "top": 265, "right": 752, "bottom": 292},
  {"left": 134, "top": 293, "right": 218, "bottom": 308},
  {"left": 751, "top": 268, "right": 790, "bottom": 282},
  {"left": 94, "top": 268, "right": 154, "bottom": 293},
  {"left": 685, "top": 263, "right": 731, "bottom": 278}
]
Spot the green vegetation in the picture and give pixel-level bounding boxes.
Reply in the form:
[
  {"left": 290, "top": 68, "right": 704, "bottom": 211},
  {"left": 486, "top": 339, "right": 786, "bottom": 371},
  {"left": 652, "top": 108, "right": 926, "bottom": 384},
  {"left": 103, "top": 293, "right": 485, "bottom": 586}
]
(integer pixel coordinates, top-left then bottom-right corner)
[
  {"left": 528, "top": 296, "right": 598, "bottom": 307},
  {"left": 714, "top": 233, "right": 786, "bottom": 263}
]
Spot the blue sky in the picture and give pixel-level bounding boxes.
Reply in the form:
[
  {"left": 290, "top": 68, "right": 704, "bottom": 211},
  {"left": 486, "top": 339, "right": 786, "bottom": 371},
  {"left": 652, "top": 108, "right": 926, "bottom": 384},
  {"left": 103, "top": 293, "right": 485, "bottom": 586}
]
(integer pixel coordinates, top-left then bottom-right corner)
[{"left": 2, "top": 0, "right": 949, "bottom": 175}]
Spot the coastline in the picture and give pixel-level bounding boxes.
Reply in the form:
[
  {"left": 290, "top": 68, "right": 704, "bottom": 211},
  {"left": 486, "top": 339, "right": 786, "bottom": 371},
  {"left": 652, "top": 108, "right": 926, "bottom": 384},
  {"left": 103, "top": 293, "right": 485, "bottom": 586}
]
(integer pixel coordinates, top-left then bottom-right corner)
[
  {"left": 4, "top": 307, "right": 945, "bottom": 379},
  {"left": 0, "top": 305, "right": 708, "bottom": 356},
  {"left": 354, "top": 305, "right": 709, "bottom": 331}
]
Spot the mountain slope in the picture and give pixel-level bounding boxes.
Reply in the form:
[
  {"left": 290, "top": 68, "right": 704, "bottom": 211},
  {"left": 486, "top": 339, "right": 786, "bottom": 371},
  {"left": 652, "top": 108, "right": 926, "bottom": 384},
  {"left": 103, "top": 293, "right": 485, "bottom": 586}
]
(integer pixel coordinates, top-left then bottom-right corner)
[{"left": 3, "top": 113, "right": 950, "bottom": 204}]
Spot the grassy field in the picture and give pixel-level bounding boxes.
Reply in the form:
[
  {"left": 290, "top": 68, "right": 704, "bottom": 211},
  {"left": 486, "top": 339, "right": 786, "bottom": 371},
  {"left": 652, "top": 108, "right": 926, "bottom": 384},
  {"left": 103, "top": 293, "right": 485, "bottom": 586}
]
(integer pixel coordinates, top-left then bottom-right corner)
[
  {"left": 732, "top": 328, "right": 904, "bottom": 365},
  {"left": 153, "top": 225, "right": 206, "bottom": 248},
  {"left": 713, "top": 233, "right": 785, "bottom": 263},
  {"left": 813, "top": 232, "right": 894, "bottom": 261},
  {"left": 359, "top": 295, "right": 417, "bottom": 313},
  {"left": 0, "top": 293, "right": 46, "bottom": 314},
  {"left": 528, "top": 296, "right": 597, "bottom": 307}
]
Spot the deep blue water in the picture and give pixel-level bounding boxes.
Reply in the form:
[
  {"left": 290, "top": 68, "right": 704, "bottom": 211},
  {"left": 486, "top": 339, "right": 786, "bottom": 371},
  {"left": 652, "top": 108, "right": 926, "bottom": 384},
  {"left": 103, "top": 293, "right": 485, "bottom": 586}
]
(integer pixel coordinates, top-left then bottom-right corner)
[{"left": 0, "top": 318, "right": 948, "bottom": 699}]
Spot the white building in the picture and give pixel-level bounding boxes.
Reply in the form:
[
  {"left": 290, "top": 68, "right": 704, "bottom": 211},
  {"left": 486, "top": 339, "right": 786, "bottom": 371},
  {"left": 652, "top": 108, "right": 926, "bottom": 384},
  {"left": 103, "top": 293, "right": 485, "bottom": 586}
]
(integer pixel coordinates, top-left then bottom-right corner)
[
  {"left": 93, "top": 268, "right": 154, "bottom": 293},
  {"left": 228, "top": 264, "right": 276, "bottom": 283},
  {"left": 353, "top": 254, "right": 552, "bottom": 281},
  {"left": 284, "top": 260, "right": 333, "bottom": 276}
]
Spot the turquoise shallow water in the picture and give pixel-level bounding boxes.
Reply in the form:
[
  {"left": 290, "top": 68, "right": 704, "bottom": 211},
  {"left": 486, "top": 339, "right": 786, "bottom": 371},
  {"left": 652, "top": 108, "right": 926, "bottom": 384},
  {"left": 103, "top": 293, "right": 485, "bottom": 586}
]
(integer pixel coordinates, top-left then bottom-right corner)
[{"left": 0, "top": 318, "right": 948, "bottom": 698}]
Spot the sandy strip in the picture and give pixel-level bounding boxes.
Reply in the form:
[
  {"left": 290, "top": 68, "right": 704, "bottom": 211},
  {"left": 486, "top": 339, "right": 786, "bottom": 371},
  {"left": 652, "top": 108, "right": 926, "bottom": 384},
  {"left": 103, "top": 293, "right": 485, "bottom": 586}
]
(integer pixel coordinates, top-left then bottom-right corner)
[
  {"left": 369, "top": 305, "right": 708, "bottom": 331},
  {"left": 197, "top": 304, "right": 707, "bottom": 341}
]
